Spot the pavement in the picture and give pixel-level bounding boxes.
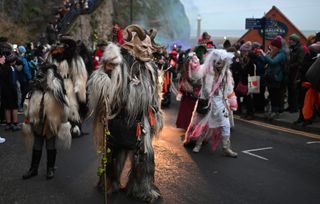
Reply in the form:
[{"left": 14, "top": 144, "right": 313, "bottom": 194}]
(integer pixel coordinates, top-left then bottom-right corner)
[
  {"left": 1, "top": 100, "right": 320, "bottom": 203},
  {"left": 235, "top": 111, "right": 320, "bottom": 135}
]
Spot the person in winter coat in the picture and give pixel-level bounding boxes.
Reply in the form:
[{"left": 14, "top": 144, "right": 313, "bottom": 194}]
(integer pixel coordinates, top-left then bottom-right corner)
[
  {"left": 258, "top": 37, "right": 286, "bottom": 119},
  {"left": 287, "top": 34, "right": 305, "bottom": 113}
]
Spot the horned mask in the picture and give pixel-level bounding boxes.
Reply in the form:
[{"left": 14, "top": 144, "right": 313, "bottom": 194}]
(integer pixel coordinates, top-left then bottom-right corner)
[{"left": 122, "top": 24, "right": 163, "bottom": 62}]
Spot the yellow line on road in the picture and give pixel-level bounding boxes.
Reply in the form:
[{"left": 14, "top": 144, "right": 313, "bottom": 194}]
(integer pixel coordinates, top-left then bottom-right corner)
[{"left": 234, "top": 116, "right": 320, "bottom": 140}]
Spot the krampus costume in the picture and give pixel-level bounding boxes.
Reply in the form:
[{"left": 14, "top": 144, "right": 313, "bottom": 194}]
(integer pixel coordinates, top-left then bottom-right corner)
[
  {"left": 183, "top": 49, "right": 238, "bottom": 157},
  {"left": 22, "top": 37, "right": 88, "bottom": 180},
  {"left": 47, "top": 36, "right": 88, "bottom": 137},
  {"left": 22, "top": 63, "right": 71, "bottom": 180},
  {"left": 87, "top": 24, "right": 163, "bottom": 202}
]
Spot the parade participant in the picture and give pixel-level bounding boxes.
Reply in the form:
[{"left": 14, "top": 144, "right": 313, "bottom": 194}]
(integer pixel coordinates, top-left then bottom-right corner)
[
  {"left": 183, "top": 49, "right": 238, "bottom": 157},
  {"left": 176, "top": 50, "right": 202, "bottom": 130},
  {"left": 88, "top": 24, "right": 163, "bottom": 202},
  {"left": 93, "top": 40, "right": 108, "bottom": 70},
  {"left": 154, "top": 49, "right": 172, "bottom": 108},
  {"left": 22, "top": 63, "right": 72, "bottom": 180},
  {"left": 47, "top": 36, "right": 88, "bottom": 137}
]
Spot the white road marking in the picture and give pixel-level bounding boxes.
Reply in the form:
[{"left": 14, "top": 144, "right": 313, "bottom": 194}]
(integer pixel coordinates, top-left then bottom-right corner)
[
  {"left": 242, "top": 147, "right": 273, "bottom": 161},
  {"left": 306, "top": 141, "right": 320, "bottom": 144}
]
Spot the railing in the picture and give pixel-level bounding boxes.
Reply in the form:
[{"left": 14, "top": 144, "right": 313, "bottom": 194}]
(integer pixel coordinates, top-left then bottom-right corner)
[{"left": 57, "top": 0, "right": 103, "bottom": 35}]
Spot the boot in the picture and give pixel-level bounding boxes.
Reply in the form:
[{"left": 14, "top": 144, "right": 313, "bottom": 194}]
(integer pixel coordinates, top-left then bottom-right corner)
[
  {"left": 22, "top": 150, "right": 42, "bottom": 179},
  {"left": 46, "top": 149, "right": 56, "bottom": 180},
  {"left": 193, "top": 138, "right": 203, "bottom": 153},
  {"left": 222, "top": 137, "right": 238, "bottom": 158}
]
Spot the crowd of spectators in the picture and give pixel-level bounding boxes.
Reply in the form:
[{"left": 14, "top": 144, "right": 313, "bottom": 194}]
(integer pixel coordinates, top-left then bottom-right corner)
[
  {"left": 0, "top": 37, "right": 51, "bottom": 140},
  {"left": 228, "top": 32, "right": 320, "bottom": 126}
]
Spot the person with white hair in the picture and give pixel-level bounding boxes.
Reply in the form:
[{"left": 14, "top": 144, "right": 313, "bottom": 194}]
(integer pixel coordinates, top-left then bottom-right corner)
[
  {"left": 88, "top": 24, "right": 164, "bottom": 202},
  {"left": 183, "top": 49, "right": 238, "bottom": 157}
]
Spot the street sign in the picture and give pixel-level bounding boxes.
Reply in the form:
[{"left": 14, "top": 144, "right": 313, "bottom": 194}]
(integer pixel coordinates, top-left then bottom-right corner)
[{"left": 245, "top": 18, "right": 262, "bottom": 29}]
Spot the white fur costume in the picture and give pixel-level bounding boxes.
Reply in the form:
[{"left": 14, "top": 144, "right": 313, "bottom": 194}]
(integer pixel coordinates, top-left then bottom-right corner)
[
  {"left": 22, "top": 65, "right": 72, "bottom": 149},
  {"left": 47, "top": 39, "right": 88, "bottom": 137},
  {"left": 184, "top": 49, "right": 237, "bottom": 154}
]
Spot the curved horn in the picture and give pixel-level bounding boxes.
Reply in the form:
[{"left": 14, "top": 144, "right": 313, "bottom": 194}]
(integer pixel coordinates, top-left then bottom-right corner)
[
  {"left": 124, "top": 24, "right": 146, "bottom": 41},
  {"left": 148, "top": 28, "right": 157, "bottom": 40}
]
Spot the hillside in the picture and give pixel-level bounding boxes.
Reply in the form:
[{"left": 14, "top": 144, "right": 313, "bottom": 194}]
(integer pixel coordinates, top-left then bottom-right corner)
[{"left": 0, "top": 0, "right": 191, "bottom": 46}]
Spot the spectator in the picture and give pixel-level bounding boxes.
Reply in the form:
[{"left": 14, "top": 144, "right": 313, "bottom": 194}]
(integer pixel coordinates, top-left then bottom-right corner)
[
  {"left": 17, "top": 45, "right": 32, "bottom": 111},
  {"left": 295, "top": 32, "right": 320, "bottom": 126},
  {"left": 239, "top": 41, "right": 255, "bottom": 120},
  {"left": 259, "top": 37, "right": 286, "bottom": 120},
  {"left": 286, "top": 34, "right": 305, "bottom": 113},
  {"left": 46, "top": 22, "right": 58, "bottom": 45},
  {"left": 223, "top": 39, "right": 231, "bottom": 50},
  {"left": 0, "top": 51, "right": 20, "bottom": 131},
  {"left": 0, "top": 40, "right": 13, "bottom": 142},
  {"left": 251, "top": 42, "right": 267, "bottom": 113}
]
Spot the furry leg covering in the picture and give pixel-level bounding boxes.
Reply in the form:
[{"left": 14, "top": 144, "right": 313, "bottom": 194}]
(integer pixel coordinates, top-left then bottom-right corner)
[
  {"left": 126, "top": 140, "right": 160, "bottom": 202},
  {"left": 56, "top": 122, "right": 72, "bottom": 149},
  {"left": 21, "top": 123, "right": 34, "bottom": 151}
]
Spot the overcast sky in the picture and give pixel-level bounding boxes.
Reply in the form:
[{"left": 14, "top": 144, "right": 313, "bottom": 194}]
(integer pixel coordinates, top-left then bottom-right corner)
[{"left": 181, "top": 0, "right": 320, "bottom": 32}]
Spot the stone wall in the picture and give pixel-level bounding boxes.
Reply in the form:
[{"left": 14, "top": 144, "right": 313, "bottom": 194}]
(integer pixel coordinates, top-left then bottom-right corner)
[{"left": 68, "top": 0, "right": 114, "bottom": 49}]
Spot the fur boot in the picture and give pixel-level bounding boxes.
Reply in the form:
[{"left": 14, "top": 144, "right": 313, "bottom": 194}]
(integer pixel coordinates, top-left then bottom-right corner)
[{"left": 126, "top": 147, "right": 160, "bottom": 202}]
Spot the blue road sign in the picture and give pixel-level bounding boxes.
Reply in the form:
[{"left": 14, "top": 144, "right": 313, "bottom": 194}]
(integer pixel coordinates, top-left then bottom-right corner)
[{"left": 245, "top": 18, "right": 262, "bottom": 29}]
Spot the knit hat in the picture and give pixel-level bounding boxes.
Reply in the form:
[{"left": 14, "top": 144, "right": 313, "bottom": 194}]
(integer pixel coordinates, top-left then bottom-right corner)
[
  {"left": 289, "top": 33, "right": 300, "bottom": 42},
  {"left": 240, "top": 41, "right": 252, "bottom": 52},
  {"left": 18, "top": 45, "right": 26, "bottom": 54},
  {"left": 270, "top": 37, "right": 282, "bottom": 49}
]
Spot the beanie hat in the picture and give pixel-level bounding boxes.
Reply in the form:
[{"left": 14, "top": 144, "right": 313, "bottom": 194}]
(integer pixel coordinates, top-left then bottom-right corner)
[
  {"left": 289, "top": 33, "right": 300, "bottom": 42},
  {"left": 271, "top": 37, "right": 282, "bottom": 49},
  {"left": 240, "top": 41, "right": 252, "bottom": 52},
  {"left": 18, "top": 45, "right": 26, "bottom": 54}
]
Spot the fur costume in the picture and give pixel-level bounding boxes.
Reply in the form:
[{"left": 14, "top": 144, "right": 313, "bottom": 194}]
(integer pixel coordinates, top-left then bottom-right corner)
[
  {"left": 22, "top": 64, "right": 71, "bottom": 149},
  {"left": 183, "top": 49, "right": 238, "bottom": 156},
  {"left": 88, "top": 24, "right": 163, "bottom": 202},
  {"left": 47, "top": 36, "right": 88, "bottom": 137}
]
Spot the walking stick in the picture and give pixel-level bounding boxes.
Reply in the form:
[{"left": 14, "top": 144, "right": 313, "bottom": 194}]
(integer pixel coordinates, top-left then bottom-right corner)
[{"left": 97, "top": 100, "right": 109, "bottom": 204}]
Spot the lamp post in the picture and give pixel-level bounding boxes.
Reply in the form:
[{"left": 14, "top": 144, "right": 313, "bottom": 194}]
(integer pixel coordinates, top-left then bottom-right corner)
[
  {"left": 130, "top": 0, "right": 133, "bottom": 24},
  {"left": 197, "top": 15, "right": 201, "bottom": 39}
]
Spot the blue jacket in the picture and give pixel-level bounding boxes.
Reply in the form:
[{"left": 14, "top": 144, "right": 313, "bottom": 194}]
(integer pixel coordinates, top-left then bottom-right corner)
[
  {"left": 20, "top": 56, "right": 32, "bottom": 81},
  {"left": 260, "top": 49, "right": 286, "bottom": 88}
]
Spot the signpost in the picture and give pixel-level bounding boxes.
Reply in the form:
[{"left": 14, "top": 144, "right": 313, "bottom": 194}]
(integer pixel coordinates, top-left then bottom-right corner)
[
  {"left": 245, "top": 17, "right": 288, "bottom": 50},
  {"left": 246, "top": 18, "right": 266, "bottom": 49},
  {"left": 245, "top": 18, "right": 262, "bottom": 29}
]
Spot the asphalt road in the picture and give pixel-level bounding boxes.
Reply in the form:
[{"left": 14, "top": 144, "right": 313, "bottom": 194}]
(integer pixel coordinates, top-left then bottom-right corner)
[{"left": 1, "top": 97, "right": 320, "bottom": 204}]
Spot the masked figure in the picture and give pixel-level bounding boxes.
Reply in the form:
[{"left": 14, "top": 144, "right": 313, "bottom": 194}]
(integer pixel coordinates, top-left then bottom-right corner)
[
  {"left": 88, "top": 24, "right": 163, "bottom": 202},
  {"left": 183, "top": 49, "right": 238, "bottom": 157},
  {"left": 47, "top": 36, "right": 88, "bottom": 137},
  {"left": 21, "top": 36, "right": 88, "bottom": 180}
]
